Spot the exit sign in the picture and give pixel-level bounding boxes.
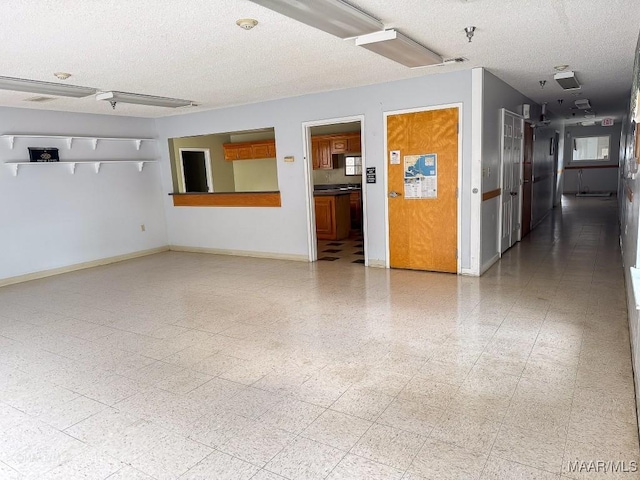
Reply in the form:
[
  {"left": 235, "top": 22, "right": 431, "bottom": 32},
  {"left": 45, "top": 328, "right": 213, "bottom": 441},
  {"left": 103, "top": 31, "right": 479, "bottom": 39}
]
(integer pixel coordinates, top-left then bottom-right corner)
[{"left": 602, "top": 118, "right": 614, "bottom": 126}]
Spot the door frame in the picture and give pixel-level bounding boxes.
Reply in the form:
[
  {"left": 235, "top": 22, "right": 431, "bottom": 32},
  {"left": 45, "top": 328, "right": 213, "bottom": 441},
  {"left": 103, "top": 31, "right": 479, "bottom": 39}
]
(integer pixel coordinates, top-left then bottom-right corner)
[
  {"left": 498, "top": 109, "right": 524, "bottom": 255},
  {"left": 301, "top": 115, "right": 368, "bottom": 264},
  {"left": 178, "top": 147, "right": 213, "bottom": 193},
  {"left": 383, "top": 103, "right": 463, "bottom": 273}
]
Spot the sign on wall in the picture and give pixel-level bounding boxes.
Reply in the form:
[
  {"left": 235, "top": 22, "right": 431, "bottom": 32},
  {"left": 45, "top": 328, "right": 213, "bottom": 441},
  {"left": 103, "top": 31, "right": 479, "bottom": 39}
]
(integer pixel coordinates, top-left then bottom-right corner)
[{"left": 403, "top": 154, "right": 437, "bottom": 199}]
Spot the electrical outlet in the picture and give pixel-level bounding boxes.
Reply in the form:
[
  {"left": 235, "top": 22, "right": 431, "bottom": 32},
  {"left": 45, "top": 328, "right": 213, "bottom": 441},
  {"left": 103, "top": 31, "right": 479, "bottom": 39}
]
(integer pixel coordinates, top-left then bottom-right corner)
[{"left": 140, "top": 224, "right": 146, "bottom": 232}]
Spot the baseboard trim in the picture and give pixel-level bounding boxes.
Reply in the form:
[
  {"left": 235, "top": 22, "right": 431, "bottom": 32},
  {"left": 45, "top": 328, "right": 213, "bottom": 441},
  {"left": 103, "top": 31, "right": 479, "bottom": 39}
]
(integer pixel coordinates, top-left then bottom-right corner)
[
  {"left": 0, "top": 246, "right": 169, "bottom": 288},
  {"left": 481, "top": 253, "right": 500, "bottom": 274},
  {"left": 169, "top": 245, "right": 308, "bottom": 262},
  {"left": 367, "top": 260, "right": 386, "bottom": 268}
]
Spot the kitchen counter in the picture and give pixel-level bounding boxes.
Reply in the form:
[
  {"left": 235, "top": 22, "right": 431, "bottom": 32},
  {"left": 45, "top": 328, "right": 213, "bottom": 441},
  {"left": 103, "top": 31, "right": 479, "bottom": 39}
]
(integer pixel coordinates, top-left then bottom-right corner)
[{"left": 313, "top": 190, "right": 352, "bottom": 197}]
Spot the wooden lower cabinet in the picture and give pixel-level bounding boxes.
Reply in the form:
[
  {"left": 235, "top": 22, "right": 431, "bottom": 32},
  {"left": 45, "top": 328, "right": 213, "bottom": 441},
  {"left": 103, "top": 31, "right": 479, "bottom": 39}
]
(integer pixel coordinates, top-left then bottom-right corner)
[
  {"left": 314, "top": 194, "right": 351, "bottom": 240},
  {"left": 349, "top": 190, "right": 362, "bottom": 232}
]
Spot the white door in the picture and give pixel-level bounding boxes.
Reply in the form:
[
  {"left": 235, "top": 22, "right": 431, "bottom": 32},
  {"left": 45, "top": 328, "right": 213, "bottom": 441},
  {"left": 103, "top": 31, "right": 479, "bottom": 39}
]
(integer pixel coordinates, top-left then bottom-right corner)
[
  {"left": 510, "top": 118, "right": 524, "bottom": 243},
  {"left": 500, "top": 110, "right": 524, "bottom": 253},
  {"left": 500, "top": 113, "right": 514, "bottom": 253}
]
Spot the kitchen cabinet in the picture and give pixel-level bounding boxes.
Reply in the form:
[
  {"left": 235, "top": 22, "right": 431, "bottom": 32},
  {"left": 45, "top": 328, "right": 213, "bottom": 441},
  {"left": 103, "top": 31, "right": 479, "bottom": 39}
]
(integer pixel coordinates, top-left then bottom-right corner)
[
  {"left": 331, "top": 138, "right": 348, "bottom": 154},
  {"left": 314, "top": 193, "right": 351, "bottom": 240},
  {"left": 349, "top": 190, "right": 362, "bottom": 232},
  {"left": 346, "top": 134, "right": 361, "bottom": 153},
  {"left": 312, "top": 138, "right": 333, "bottom": 170},
  {"left": 311, "top": 132, "right": 361, "bottom": 170},
  {"left": 224, "top": 140, "right": 276, "bottom": 161}
]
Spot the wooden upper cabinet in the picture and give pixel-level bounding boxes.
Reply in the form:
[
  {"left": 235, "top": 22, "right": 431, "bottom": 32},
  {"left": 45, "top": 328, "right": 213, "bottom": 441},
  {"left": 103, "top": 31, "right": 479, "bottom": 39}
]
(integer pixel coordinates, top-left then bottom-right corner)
[
  {"left": 316, "top": 139, "right": 333, "bottom": 169},
  {"left": 331, "top": 138, "right": 348, "bottom": 154},
  {"left": 224, "top": 140, "right": 276, "bottom": 161},
  {"left": 346, "top": 133, "right": 361, "bottom": 153},
  {"left": 236, "top": 145, "right": 253, "bottom": 160},
  {"left": 311, "top": 131, "right": 361, "bottom": 169}
]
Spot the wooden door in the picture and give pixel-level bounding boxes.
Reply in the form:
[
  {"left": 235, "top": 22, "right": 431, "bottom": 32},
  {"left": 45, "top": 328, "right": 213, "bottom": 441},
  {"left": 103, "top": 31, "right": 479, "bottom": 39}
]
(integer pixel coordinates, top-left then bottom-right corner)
[
  {"left": 521, "top": 123, "right": 534, "bottom": 237},
  {"left": 387, "top": 107, "right": 458, "bottom": 272}
]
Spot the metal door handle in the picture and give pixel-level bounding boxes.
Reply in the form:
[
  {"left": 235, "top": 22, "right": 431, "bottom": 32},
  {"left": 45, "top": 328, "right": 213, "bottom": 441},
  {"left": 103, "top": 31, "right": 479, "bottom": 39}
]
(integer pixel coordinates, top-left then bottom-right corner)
[
  {"left": 510, "top": 191, "right": 518, "bottom": 196},
  {"left": 389, "top": 191, "right": 402, "bottom": 198}
]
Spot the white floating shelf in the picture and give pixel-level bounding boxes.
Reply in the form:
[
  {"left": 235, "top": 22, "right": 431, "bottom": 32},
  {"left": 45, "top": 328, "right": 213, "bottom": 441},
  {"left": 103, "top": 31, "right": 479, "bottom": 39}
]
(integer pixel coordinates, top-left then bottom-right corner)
[
  {"left": 4, "top": 160, "right": 157, "bottom": 176},
  {"left": 1, "top": 134, "right": 156, "bottom": 150}
]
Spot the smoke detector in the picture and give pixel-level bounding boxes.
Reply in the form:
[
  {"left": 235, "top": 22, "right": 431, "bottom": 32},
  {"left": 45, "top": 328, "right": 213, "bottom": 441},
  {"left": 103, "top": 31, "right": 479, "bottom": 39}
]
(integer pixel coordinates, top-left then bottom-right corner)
[
  {"left": 236, "top": 18, "right": 258, "bottom": 30},
  {"left": 53, "top": 72, "right": 72, "bottom": 80}
]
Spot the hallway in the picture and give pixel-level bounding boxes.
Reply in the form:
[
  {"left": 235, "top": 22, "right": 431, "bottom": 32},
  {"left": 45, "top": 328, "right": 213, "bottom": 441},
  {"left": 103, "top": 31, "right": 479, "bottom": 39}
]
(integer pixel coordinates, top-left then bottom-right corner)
[{"left": 0, "top": 197, "right": 638, "bottom": 479}]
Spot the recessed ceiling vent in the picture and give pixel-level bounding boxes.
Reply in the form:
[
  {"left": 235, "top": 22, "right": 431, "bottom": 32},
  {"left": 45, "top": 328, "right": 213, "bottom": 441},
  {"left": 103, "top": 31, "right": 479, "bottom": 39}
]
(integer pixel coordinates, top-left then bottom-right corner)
[
  {"left": 24, "top": 96, "right": 56, "bottom": 103},
  {"left": 575, "top": 99, "right": 591, "bottom": 110},
  {"left": 554, "top": 71, "right": 581, "bottom": 90}
]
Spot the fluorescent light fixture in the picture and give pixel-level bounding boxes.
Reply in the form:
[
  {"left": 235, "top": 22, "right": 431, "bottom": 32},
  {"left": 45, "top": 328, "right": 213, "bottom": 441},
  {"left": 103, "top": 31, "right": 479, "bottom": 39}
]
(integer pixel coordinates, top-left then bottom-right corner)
[
  {"left": 249, "top": 0, "right": 383, "bottom": 38},
  {"left": 356, "top": 29, "right": 443, "bottom": 67},
  {"left": 575, "top": 99, "right": 591, "bottom": 110},
  {"left": 96, "top": 91, "right": 194, "bottom": 108},
  {"left": 554, "top": 71, "right": 581, "bottom": 90},
  {"left": 0, "top": 76, "right": 96, "bottom": 98}
]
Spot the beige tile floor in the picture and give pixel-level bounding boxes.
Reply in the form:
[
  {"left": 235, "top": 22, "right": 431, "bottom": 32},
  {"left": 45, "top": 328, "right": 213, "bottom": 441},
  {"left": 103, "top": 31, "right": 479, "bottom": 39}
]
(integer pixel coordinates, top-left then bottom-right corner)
[{"left": 0, "top": 196, "right": 638, "bottom": 479}]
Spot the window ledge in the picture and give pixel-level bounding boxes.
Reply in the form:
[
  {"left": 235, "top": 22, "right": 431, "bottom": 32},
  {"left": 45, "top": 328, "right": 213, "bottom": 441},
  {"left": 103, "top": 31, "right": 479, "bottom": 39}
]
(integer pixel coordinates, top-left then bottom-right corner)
[{"left": 170, "top": 192, "right": 281, "bottom": 207}]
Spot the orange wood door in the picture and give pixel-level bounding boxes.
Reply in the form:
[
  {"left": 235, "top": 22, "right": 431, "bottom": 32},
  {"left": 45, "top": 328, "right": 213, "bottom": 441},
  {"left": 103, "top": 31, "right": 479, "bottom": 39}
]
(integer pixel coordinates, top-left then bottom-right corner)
[{"left": 387, "top": 107, "right": 458, "bottom": 272}]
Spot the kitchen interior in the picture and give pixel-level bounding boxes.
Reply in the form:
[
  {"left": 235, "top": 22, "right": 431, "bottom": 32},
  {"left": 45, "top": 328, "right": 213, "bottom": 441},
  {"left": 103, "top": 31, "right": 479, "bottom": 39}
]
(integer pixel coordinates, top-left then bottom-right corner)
[
  {"left": 311, "top": 121, "right": 364, "bottom": 264},
  {"left": 168, "top": 127, "right": 279, "bottom": 194}
]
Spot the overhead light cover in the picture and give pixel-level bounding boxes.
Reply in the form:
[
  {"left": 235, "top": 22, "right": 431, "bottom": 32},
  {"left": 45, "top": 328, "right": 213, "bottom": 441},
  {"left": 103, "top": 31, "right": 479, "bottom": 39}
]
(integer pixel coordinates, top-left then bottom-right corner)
[
  {"left": 96, "top": 91, "right": 194, "bottom": 108},
  {"left": 574, "top": 98, "right": 591, "bottom": 110},
  {"left": 0, "top": 76, "right": 96, "bottom": 98},
  {"left": 249, "top": 0, "right": 383, "bottom": 38},
  {"left": 554, "top": 71, "right": 581, "bottom": 90},
  {"left": 356, "top": 29, "right": 443, "bottom": 68}
]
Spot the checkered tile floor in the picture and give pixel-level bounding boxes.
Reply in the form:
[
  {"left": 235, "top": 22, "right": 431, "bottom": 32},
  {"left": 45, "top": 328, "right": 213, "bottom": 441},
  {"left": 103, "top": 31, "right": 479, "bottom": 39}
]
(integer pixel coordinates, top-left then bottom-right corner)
[{"left": 318, "top": 237, "right": 365, "bottom": 264}]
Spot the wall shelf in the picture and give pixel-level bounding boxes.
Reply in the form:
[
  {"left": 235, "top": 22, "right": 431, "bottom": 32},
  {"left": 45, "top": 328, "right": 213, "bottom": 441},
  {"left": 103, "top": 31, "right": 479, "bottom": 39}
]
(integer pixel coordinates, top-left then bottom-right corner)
[
  {"left": 4, "top": 160, "right": 157, "bottom": 176},
  {"left": 1, "top": 134, "right": 156, "bottom": 150}
]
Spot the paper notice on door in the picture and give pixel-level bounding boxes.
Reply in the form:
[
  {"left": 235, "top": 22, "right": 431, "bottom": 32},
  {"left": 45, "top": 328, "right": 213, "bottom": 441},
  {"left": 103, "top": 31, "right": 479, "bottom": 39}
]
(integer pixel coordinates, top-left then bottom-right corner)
[{"left": 404, "top": 154, "right": 437, "bottom": 199}]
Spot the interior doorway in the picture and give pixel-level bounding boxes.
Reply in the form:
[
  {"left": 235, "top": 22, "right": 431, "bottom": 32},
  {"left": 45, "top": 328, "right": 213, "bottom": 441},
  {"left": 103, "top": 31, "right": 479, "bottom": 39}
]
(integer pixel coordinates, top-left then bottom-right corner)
[
  {"left": 385, "top": 105, "right": 461, "bottom": 273},
  {"left": 303, "top": 116, "right": 367, "bottom": 265},
  {"left": 179, "top": 148, "right": 213, "bottom": 193}
]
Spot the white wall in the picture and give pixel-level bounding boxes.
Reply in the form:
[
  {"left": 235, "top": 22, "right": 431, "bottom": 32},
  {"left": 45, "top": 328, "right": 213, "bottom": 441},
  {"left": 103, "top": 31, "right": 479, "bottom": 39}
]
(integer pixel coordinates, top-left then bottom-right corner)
[
  {"left": 479, "top": 70, "right": 541, "bottom": 271},
  {"left": 155, "top": 70, "right": 474, "bottom": 269},
  {"left": 620, "top": 32, "right": 640, "bottom": 436},
  {"left": 0, "top": 107, "right": 167, "bottom": 282},
  {"left": 562, "top": 123, "right": 621, "bottom": 193}
]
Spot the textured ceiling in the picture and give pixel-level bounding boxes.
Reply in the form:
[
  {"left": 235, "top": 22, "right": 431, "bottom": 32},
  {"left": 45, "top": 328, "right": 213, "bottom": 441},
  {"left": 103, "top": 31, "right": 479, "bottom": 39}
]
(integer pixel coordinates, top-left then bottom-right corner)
[{"left": 0, "top": 0, "right": 638, "bottom": 122}]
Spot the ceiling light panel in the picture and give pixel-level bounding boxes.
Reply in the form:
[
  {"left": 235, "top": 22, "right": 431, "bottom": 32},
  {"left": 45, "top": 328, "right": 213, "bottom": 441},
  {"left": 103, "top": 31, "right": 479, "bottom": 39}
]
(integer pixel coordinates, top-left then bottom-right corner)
[
  {"left": 356, "top": 29, "right": 443, "bottom": 68},
  {"left": 249, "top": 0, "right": 383, "bottom": 38},
  {"left": 0, "top": 76, "right": 96, "bottom": 98},
  {"left": 96, "top": 91, "right": 193, "bottom": 108},
  {"left": 554, "top": 71, "right": 581, "bottom": 90},
  {"left": 575, "top": 98, "right": 591, "bottom": 109}
]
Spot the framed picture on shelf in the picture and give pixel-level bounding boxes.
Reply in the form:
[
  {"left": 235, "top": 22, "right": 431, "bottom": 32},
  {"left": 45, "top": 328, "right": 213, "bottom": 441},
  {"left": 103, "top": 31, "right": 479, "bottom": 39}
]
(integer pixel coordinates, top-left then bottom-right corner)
[{"left": 28, "top": 147, "right": 59, "bottom": 162}]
